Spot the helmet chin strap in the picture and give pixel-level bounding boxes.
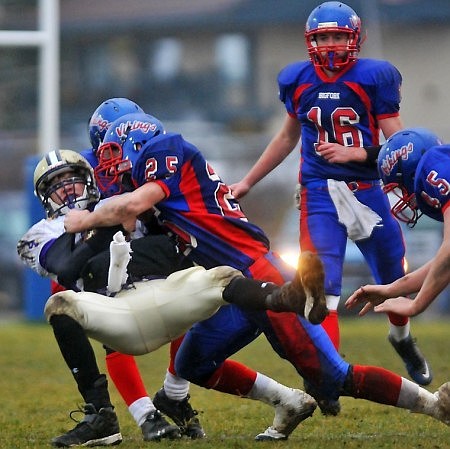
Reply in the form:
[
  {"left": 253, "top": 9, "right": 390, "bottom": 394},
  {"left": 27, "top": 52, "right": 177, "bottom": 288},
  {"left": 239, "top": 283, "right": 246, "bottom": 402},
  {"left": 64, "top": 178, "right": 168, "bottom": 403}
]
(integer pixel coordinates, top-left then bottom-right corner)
[
  {"left": 50, "top": 186, "right": 90, "bottom": 217},
  {"left": 327, "top": 51, "right": 336, "bottom": 70}
]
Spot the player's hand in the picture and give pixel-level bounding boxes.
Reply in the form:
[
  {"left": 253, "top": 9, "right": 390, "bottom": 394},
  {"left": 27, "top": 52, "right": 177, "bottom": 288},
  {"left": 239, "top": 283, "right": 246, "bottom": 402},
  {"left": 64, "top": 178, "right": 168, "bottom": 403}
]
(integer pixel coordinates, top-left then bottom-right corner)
[
  {"left": 64, "top": 209, "right": 91, "bottom": 233},
  {"left": 122, "top": 215, "right": 137, "bottom": 233},
  {"left": 229, "top": 181, "right": 250, "bottom": 199},
  {"left": 372, "top": 296, "right": 417, "bottom": 317},
  {"left": 345, "top": 284, "right": 389, "bottom": 316},
  {"left": 316, "top": 140, "right": 365, "bottom": 164}
]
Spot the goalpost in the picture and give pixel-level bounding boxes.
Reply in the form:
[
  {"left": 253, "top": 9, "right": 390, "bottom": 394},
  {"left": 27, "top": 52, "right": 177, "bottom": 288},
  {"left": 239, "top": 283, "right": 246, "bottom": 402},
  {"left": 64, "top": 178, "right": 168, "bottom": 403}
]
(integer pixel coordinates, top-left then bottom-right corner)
[
  {"left": 0, "top": 0, "right": 59, "bottom": 319},
  {"left": 0, "top": 0, "right": 59, "bottom": 155}
]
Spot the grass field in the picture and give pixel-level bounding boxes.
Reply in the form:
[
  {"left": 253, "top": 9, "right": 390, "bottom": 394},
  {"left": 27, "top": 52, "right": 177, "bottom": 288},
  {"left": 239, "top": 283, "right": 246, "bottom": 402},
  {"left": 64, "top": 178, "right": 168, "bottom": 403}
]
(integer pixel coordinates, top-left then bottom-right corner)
[{"left": 0, "top": 317, "right": 448, "bottom": 449}]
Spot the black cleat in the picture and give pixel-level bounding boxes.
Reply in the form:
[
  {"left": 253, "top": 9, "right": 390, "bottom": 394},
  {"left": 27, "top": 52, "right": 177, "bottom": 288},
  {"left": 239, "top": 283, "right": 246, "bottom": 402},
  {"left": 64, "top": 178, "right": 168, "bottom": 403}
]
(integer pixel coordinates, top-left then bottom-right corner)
[
  {"left": 303, "top": 380, "right": 341, "bottom": 417},
  {"left": 140, "top": 410, "right": 181, "bottom": 441},
  {"left": 316, "top": 398, "right": 341, "bottom": 416},
  {"left": 389, "top": 334, "right": 433, "bottom": 386},
  {"left": 153, "top": 388, "right": 206, "bottom": 439},
  {"left": 51, "top": 404, "right": 122, "bottom": 447}
]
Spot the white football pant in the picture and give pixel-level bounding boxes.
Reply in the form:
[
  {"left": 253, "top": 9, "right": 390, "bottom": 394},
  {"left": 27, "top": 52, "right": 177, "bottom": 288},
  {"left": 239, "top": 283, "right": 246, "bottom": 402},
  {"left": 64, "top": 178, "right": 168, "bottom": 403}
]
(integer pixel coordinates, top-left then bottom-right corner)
[{"left": 44, "top": 265, "right": 242, "bottom": 355}]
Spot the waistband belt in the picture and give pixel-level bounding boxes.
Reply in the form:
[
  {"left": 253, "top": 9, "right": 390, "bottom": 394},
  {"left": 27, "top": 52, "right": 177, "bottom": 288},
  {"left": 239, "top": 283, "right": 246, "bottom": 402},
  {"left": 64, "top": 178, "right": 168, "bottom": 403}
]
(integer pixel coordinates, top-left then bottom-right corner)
[{"left": 346, "top": 180, "right": 380, "bottom": 192}]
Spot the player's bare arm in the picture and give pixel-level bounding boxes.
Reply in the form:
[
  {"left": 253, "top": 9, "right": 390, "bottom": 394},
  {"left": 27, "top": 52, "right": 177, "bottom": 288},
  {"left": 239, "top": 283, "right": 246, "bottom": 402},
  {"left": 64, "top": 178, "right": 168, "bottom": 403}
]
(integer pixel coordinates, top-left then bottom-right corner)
[
  {"left": 345, "top": 249, "right": 447, "bottom": 317},
  {"left": 316, "top": 141, "right": 367, "bottom": 164},
  {"left": 394, "top": 208, "right": 450, "bottom": 315},
  {"left": 65, "top": 183, "right": 166, "bottom": 233},
  {"left": 379, "top": 115, "right": 404, "bottom": 139},
  {"left": 316, "top": 116, "right": 404, "bottom": 165},
  {"left": 345, "top": 260, "right": 432, "bottom": 315},
  {"left": 230, "top": 114, "right": 300, "bottom": 199}
]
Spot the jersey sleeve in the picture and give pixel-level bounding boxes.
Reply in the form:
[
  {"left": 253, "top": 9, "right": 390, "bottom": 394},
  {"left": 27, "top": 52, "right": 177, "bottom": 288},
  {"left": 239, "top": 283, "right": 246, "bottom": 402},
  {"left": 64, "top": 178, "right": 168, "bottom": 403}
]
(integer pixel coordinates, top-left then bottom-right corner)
[
  {"left": 17, "top": 217, "right": 65, "bottom": 277},
  {"left": 132, "top": 133, "right": 186, "bottom": 192},
  {"left": 415, "top": 146, "right": 450, "bottom": 221},
  {"left": 80, "top": 148, "right": 98, "bottom": 169},
  {"left": 372, "top": 61, "right": 402, "bottom": 118},
  {"left": 277, "top": 61, "right": 307, "bottom": 116}
]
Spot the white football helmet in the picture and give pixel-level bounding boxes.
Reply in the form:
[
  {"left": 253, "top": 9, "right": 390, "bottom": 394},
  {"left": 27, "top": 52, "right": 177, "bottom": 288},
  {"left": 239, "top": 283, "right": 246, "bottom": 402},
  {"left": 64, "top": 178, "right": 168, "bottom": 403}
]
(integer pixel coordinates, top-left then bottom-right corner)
[{"left": 34, "top": 149, "right": 100, "bottom": 217}]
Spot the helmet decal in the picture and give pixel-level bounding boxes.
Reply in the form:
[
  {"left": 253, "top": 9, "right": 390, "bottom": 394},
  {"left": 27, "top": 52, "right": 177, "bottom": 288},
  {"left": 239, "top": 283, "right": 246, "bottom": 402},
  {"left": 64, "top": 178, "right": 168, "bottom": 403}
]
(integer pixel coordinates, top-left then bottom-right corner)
[
  {"left": 379, "top": 141, "right": 414, "bottom": 177},
  {"left": 95, "top": 112, "right": 165, "bottom": 197},
  {"left": 88, "top": 98, "right": 144, "bottom": 151},
  {"left": 113, "top": 119, "right": 163, "bottom": 140},
  {"left": 377, "top": 127, "right": 442, "bottom": 226}
]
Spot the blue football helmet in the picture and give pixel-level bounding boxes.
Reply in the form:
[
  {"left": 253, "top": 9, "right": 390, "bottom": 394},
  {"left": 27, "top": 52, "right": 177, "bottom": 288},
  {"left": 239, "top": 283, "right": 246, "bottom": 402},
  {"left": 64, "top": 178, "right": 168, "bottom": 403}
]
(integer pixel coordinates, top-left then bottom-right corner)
[
  {"left": 94, "top": 112, "right": 165, "bottom": 196},
  {"left": 305, "top": 1, "right": 362, "bottom": 71},
  {"left": 88, "top": 98, "right": 145, "bottom": 152},
  {"left": 378, "top": 127, "right": 442, "bottom": 227}
]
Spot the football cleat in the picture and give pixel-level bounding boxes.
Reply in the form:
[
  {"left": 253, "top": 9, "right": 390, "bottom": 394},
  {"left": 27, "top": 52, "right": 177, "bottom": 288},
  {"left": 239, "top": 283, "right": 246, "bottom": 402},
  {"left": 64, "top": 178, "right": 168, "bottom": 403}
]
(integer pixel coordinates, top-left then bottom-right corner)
[
  {"left": 254, "top": 389, "right": 316, "bottom": 441},
  {"left": 316, "top": 398, "right": 341, "bottom": 416},
  {"left": 388, "top": 334, "right": 433, "bottom": 386},
  {"left": 140, "top": 410, "right": 181, "bottom": 441},
  {"left": 266, "top": 251, "right": 328, "bottom": 324},
  {"left": 434, "top": 382, "right": 450, "bottom": 426},
  {"left": 297, "top": 251, "right": 329, "bottom": 324},
  {"left": 254, "top": 426, "right": 288, "bottom": 441},
  {"left": 51, "top": 404, "right": 122, "bottom": 447},
  {"left": 153, "top": 389, "right": 206, "bottom": 439},
  {"left": 303, "top": 380, "right": 341, "bottom": 416}
]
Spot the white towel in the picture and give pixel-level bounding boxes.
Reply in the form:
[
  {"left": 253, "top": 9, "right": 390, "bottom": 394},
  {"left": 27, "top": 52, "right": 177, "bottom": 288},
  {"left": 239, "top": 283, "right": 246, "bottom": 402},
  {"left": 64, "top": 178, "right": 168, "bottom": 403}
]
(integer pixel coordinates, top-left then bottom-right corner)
[
  {"left": 327, "top": 179, "right": 382, "bottom": 241},
  {"left": 107, "top": 231, "right": 132, "bottom": 294}
]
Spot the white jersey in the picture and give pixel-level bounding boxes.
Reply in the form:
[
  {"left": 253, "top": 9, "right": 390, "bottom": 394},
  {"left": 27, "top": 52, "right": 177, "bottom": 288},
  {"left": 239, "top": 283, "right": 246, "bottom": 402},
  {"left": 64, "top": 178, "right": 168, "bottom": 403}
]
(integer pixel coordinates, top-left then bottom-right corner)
[
  {"left": 17, "top": 216, "right": 67, "bottom": 279},
  {"left": 20, "top": 202, "right": 244, "bottom": 354},
  {"left": 44, "top": 265, "right": 242, "bottom": 355},
  {"left": 17, "top": 197, "right": 145, "bottom": 282}
]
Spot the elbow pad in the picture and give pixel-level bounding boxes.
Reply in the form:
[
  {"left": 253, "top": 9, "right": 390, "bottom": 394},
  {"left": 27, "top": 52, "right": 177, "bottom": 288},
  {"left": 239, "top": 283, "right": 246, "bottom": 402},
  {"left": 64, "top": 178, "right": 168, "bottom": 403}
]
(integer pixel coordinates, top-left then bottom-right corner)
[{"left": 45, "top": 234, "right": 95, "bottom": 289}]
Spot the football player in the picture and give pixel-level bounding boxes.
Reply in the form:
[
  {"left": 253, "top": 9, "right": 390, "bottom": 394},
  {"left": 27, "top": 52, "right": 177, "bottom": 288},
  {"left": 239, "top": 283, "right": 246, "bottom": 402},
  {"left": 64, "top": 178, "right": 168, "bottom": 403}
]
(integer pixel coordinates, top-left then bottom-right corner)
[
  {"left": 229, "top": 0, "right": 432, "bottom": 392},
  {"left": 346, "top": 127, "right": 450, "bottom": 317},
  {"left": 64, "top": 113, "right": 450, "bottom": 436},
  {"left": 20, "top": 149, "right": 322, "bottom": 446},
  {"left": 83, "top": 98, "right": 208, "bottom": 442},
  {"left": 19, "top": 149, "right": 182, "bottom": 445}
]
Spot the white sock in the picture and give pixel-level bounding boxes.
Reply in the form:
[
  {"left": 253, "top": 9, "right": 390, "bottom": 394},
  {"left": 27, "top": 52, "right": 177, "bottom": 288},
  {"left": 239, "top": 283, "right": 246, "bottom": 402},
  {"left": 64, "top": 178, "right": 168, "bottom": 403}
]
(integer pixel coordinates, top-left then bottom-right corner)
[
  {"left": 247, "top": 372, "right": 292, "bottom": 405},
  {"left": 129, "top": 396, "right": 156, "bottom": 426},
  {"left": 247, "top": 372, "right": 270, "bottom": 401},
  {"left": 389, "top": 321, "right": 410, "bottom": 342},
  {"left": 401, "top": 379, "right": 438, "bottom": 419},
  {"left": 326, "top": 295, "right": 340, "bottom": 310},
  {"left": 163, "top": 370, "right": 190, "bottom": 401},
  {"left": 247, "top": 372, "right": 313, "bottom": 434}
]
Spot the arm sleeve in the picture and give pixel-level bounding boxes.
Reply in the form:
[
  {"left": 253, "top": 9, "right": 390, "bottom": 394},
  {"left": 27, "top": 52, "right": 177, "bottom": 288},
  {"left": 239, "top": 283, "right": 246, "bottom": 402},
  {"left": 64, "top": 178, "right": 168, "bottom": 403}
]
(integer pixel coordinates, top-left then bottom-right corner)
[
  {"left": 363, "top": 145, "right": 382, "bottom": 167},
  {"left": 44, "top": 233, "right": 91, "bottom": 290},
  {"left": 45, "top": 226, "right": 123, "bottom": 290},
  {"left": 80, "top": 234, "right": 192, "bottom": 292}
]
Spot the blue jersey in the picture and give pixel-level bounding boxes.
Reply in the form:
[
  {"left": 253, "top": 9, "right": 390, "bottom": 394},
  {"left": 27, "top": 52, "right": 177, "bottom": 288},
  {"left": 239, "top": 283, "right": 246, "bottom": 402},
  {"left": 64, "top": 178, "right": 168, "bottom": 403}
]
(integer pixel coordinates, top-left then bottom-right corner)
[
  {"left": 131, "top": 132, "right": 270, "bottom": 271},
  {"left": 129, "top": 134, "right": 350, "bottom": 400},
  {"left": 80, "top": 148, "right": 98, "bottom": 169},
  {"left": 415, "top": 145, "right": 450, "bottom": 222},
  {"left": 278, "top": 58, "right": 402, "bottom": 183}
]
